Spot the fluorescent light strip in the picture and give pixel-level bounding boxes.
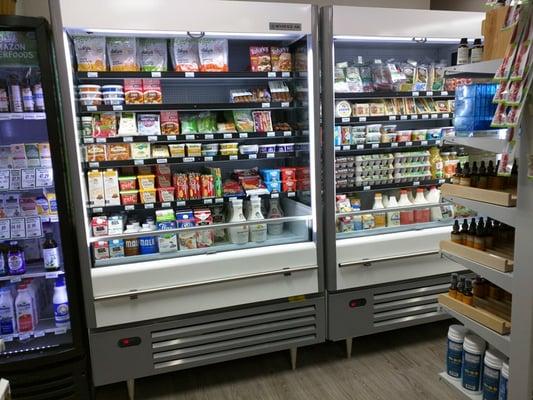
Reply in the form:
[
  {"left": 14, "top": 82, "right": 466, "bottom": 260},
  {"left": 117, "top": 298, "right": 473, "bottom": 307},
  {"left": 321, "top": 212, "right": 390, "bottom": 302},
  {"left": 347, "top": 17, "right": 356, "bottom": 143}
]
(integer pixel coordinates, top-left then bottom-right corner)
[
  {"left": 334, "top": 35, "right": 473, "bottom": 44},
  {"left": 71, "top": 28, "right": 297, "bottom": 39}
]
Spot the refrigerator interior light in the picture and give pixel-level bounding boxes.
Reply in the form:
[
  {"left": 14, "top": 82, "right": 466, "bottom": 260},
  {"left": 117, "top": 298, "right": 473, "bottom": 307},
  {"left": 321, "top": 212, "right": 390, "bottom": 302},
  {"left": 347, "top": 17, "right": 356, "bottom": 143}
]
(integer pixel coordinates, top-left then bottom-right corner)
[
  {"left": 333, "top": 35, "right": 473, "bottom": 44},
  {"left": 306, "top": 42, "right": 318, "bottom": 235}
]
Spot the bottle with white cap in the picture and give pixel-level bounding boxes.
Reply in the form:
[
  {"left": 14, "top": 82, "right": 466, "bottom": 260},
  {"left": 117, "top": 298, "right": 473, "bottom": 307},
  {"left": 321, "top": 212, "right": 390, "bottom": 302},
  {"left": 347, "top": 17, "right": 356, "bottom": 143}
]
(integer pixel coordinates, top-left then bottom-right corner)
[
  {"left": 462, "top": 334, "right": 486, "bottom": 392},
  {"left": 498, "top": 360, "right": 509, "bottom": 400},
  {"left": 446, "top": 324, "right": 468, "bottom": 379},
  {"left": 483, "top": 348, "right": 506, "bottom": 400}
]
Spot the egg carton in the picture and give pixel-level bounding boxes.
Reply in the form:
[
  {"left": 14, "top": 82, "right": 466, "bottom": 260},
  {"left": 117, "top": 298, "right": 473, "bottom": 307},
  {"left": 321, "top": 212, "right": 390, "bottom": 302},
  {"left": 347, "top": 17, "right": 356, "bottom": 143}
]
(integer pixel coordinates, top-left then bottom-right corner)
[
  {"left": 393, "top": 172, "right": 431, "bottom": 183},
  {"left": 356, "top": 174, "right": 394, "bottom": 186}
]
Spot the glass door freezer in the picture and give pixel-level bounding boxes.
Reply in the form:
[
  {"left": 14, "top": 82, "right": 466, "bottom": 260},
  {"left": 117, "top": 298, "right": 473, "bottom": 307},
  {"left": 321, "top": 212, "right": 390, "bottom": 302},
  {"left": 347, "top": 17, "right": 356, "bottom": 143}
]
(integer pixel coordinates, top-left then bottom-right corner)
[
  {"left": 50, "top": 0, "right": 323, "bottom": 392},
  {"left": 0, "top": 15, "right": 90, "bottom": 399},
  {"left": 320, "top": 5, "right": 484, "bottom": 355}
]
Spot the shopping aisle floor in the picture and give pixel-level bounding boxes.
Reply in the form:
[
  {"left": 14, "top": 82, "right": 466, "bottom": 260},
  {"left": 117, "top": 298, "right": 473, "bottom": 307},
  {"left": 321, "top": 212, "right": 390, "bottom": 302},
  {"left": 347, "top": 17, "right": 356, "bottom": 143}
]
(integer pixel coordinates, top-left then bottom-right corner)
[{"left": 96, "top": 321, "right": 458, "bottom": 400}]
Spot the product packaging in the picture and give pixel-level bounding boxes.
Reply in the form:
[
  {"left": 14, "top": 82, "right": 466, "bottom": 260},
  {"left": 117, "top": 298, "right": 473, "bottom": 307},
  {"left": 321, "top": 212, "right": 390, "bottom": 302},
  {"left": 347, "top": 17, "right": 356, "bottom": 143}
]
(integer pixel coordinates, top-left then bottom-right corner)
[
  {"left": 73, "top": 36, "right": 106, "bottom": 72},
  {"left": 107, "top": 37, "right": 139, "bottom": 71}
]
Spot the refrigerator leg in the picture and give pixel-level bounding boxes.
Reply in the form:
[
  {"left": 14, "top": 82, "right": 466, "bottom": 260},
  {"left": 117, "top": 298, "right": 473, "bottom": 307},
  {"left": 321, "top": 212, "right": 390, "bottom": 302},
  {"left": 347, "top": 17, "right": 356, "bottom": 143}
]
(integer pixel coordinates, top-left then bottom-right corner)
[
  {"left": 126, "top": 379, "right": 135, "bottom": 400},
  {"left": 290, "top": 347, "right": 298, "bottom": 370},
  {"left": 345, "top": 337, "right": 353, "bottom": 358}
]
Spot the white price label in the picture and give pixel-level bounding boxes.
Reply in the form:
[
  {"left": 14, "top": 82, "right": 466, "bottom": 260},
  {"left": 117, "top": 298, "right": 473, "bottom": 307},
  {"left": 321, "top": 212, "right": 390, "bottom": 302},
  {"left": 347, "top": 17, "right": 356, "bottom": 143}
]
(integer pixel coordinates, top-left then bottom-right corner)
[
  {"left": 282, "top": 72, "right": 290, "bottom": 78},
  {"left": 371, "top": 143, "right": 379, "bottom": 149},
  {"left": 391, "top": 142, "right": 398, "bottom": 148},
  {"left": 266, "top": 153, "right": 275, "bottom": 158},
  {"left": 389, "top": 116, "right": 397, "bottom": 120},
  {"left": 92, "top": 207, "right": 103, "bottom": 213},
  {"left": 45, "top": 272, "right": 59, "bottom": 279},
  {"left": 412, "top": 91, "right": 419, "bottom": 96},
  {"left": 342, "top": 146, "right": 350, "bottom": 151},
  {"left": 223, "top": 133, "right": 232, "bottom": 139},
  {"left": 281, "top": 102, "right": 290, "bottom": 108},
  {"left": 287, "top": 192, "right": 296, "bottom": 197},
  {"left": 157, "top": 158, "right": 168, "bottom": 164},
  {"left": 112, "top": 105, "right": 123, "bottom": 111},
  {"left": 0, "top": 170, "right": 9, "bottom": 190},
  {"left": 34, "top": 330, "right": 45, "bottom": 338},
  {"left": 96, "top": 138, "right": 106, "bottom": 143},
  {"left": 363, "top": 186, "right": 371, "bottom": 191},
  {"left": 229, "top": 155, "right": 238, "bottom": 160},
  {"left": 358, "top": 117, "right": 367, "bottom": 122},
  {"left": 185, "top": 135, "right": 194, "bottom": 140},
  {"left": 0, "top": 220, "right": 10, "bottom": 240},
  {"left": 148, "top": 136, "right": 158, "bottom": 142},
  {"left": 262, "top": 103, "right": 271, "bottom": 108},
  {"left": 205, "top": 134, "right": 214, "bottom": 139},
  {"left": 411, "top": 115, "right": 418, "bottom": 120},
  {"left": 10, "top": 276, "right": 22, "bottom": 283},
  {"left": 421, "top": 140, "right": 428, "bottom": 145},
  {"left": 145, "top": 203, "right": 154, "bottom": 209},
  {"left": 87, "top": 72, "right": 98, "bottom": 78},
  {"left": 406, "top": 141, "right": 413, "bottom": 146},
  {"left": 443, "top": 113, "right": 450, "bottom": 118},
  {"left": 86, "top": 105, "right": 97, "bottom": 111},
  {"left": 426, "top": 91, "right": 433, "bottom": 96},
  {"left": 413, "top": 181, "right": 420, "bottom": 186},
  {"left": 430, "top": 114, "right": 438, "bottom": 119},
  {"left": 271, "top": 193, "right": 279, "bottom": 199},
  {"left": 356, "top": 144, "right": 364, "bottom": 150},
  {"left": 123, "top": 136, "right": 133, "bottom": 142},
  {"left": 125, "top": 205, "right": 135, "bottom": 210},
  {"left": 176, "top": 201, "right": 186, "bottom": 206},
  {"left": 341, "top": 117, "right": 350, "bottom": 123},
  {"left": 89, "top": 162, "right": 99, "bottom": 168},
  {"left": 441, "top": 91, "right": 448, "bottom": 96},
  {"left": 25, "top": 216, "right": 42, "bottom": 238},
  {"left": 166, "top": 135, "right": 177, "bottom": 141},
  {"left": 400, "top": 115, "right": 408, "bottom": 120},
  {"left": 19, "top": 333, "right": 30, "bottom": 340},
  {"left": 438, "top": 179, "right": 446, "bottom": 184},
  {"left": 84, "top": 138, "right": 94, "bottom": 144},
  {"left": 185, "top": 72, "right": 195, "bottom": 78},
  {"left": 267, "top": 132, "right": 275, "bottom": 137},
  {"left": 422, "top": 114, "right": 429, "bottom": 119},
  {"left": 162, "top": 202, "right": 171, "bottom": 208},
  {"left": 248, "top": 154, "right": 257, "bottom": 159},
  {"left": 203, "top": 199, "right": 213, "bottom": 204},
  {"left": 283, "top": 131, "right": 292, "bottom": 137},
  {"left": 183, "top": 157, "right": 194, "bottom": 163},
  {"left": 134, "top": 159, "right": 144, "bottom": 165},
  {"left": 239, "top": 133, "right": 248, "bottom": 138},
  {"left": 214, "top": 198, "right": 223, "bottom": 204},
  {"left": 268, "top": 72, "right": 276, "bottom": 77},
  {"left": 204, "top": 156, "right": 213, "bottom": 161},
  {"left": 151, "top": 71, "right": 161, "bottom": 78},
  {"left": 334, "top": 146, "right": 340, "bottom": 151}
]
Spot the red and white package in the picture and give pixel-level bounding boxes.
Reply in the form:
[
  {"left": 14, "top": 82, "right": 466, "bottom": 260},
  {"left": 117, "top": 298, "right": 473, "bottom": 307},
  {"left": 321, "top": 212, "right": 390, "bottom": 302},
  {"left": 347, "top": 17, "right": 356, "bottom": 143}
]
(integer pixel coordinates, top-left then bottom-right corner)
[
  {"left": 249, "top": 46, "right": 271, "bottom": 72},
  {"left": 160, "top": 111, "right": 180, "bottom": 135},
  {"left": 280, "top": 167, "right": 297, "bottom": 182},
  {"left": 194, "top": 208, "right": 214, "bottom": 248},
  {"left": 142, "top": 79, "right": 162, "bottom": 104},
  {"left": 188, "top": 172, "right": 201, "bottom": 199},
  {"left": 251, "top": 111, "right": 273, "bottom": 132},
  {"left": 124, "top": 79, "right": 143, "bottom": 104}
]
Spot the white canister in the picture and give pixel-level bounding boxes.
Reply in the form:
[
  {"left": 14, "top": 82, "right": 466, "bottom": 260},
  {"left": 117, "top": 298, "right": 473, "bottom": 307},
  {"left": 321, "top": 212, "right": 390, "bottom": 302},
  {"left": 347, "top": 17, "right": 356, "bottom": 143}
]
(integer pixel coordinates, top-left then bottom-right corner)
[
  {"left": 483, "top": 349, "right": 505, "bottom": 400},
  {"left": 446, "top": 324, "right": 468, "bottom": 379},
  {"left": 462, "top": 334, "right": 486, "bottom": 392},
  {"left": 498, "top": 361, "right": 509, "bottom": 400}
]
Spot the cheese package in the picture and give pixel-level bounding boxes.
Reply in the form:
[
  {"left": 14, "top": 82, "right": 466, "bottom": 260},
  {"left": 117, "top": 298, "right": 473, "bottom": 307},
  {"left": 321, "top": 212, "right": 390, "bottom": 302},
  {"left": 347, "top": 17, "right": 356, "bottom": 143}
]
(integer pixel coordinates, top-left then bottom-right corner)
[
  {"left": 107, "top": 144, "right": 130, "bottom": 160},
  {"left": 130, "top": 143, "right": 151, "bottom": 159},
  {"left": 88, "top": 170, "right": 105, "bottom": 207},
  {"left": 103, "top": 169, "right": 120, "bottom": 206}
]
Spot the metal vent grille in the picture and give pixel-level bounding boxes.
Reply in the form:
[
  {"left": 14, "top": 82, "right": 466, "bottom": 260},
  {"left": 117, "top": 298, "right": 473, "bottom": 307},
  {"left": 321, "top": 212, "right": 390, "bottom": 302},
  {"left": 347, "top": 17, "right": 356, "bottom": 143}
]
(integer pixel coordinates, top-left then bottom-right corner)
[
  {"left": 151, "top": 305, "right": 318, "bottom": 371},
  {"left": 372, "top": 282, "right": 450, "bottom": 328},
  {"left": 10, "top": 373, "right": 76, "bottom": 400}
]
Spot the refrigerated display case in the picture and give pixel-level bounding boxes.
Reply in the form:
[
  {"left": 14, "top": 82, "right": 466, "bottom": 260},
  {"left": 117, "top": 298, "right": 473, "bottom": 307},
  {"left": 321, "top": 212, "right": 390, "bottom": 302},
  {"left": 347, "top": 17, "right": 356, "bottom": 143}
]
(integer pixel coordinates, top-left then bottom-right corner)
[
  {"left": 0, "top": 15, "right": 90, "bottom": 399},
  {"left": 50, "top": 0, "right": 323, "bottom": 393},
  {"left": 320, "top": 6, "right": 485, "bottom": 354}
]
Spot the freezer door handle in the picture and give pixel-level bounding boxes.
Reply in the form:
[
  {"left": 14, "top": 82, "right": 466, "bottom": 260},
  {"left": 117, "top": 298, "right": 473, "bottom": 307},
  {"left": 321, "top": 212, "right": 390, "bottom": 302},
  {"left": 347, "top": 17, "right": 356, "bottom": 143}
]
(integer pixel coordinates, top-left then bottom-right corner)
[
  {"left": 93, "top": 264, "right": 318, "bottom": 301},
  {"left": 338, "top": 250, "right": 439, "bottom": 269}
]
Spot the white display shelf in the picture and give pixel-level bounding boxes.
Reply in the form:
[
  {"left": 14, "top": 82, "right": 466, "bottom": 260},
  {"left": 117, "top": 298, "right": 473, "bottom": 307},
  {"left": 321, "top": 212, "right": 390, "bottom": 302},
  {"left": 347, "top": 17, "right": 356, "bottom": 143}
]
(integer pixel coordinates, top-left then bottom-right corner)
[
  {"left": 441, "top": 251, "right": 513, "bottom": 293},
  {"left": 444, "top": 59, "right": 501, "bottom": 76},
  {"left": 0, "top": 318, "right": 70, "bottom": 342},
  {"left": 439, "top": 303, "right": 511, "bottom": 357},
  {"left": 0, "top": 112, "right": 46, "bottom": 121},
  {"left": 438, "top": 372, "right": 482, "bottom": 400},
  {"left": 444, "top": 135, "right": 509, "bottom": 154},
  {"left": 443, "top": 195, "right": 516, "bottom": 227},
  {"left": 0, "top": 262, "right": 64, "bottom": 283}
]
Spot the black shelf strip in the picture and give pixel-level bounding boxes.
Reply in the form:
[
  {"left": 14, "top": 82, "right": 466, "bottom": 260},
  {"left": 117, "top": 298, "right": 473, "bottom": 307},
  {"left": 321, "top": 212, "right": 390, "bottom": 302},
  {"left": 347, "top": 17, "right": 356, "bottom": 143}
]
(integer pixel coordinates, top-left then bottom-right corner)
[
  {"left": 336, "top": 179, "right": 448, "bottom": 194},
  {"left": 80, "top": 102, "right": 296, "bottom": 113},
  {"left": 335, "top": 90, "right": 454, "bottom": 100},
  {"left": 335, "top": 112, "right": 453, "bottom": 125},
  {"left": 84, "top": 152, "right": 296, "bottom": 169},
  {"left": 335, "top": 139, "right": 442, "bottom": 154},
  {"left": 88, "top": 191, "right": 299, "bottom": 215},
  {"left": 76, "top": 71, "right": 304, "bottom": 80},
  {"left": 82, "top": 130, "right": 302, "bottom": 144}
]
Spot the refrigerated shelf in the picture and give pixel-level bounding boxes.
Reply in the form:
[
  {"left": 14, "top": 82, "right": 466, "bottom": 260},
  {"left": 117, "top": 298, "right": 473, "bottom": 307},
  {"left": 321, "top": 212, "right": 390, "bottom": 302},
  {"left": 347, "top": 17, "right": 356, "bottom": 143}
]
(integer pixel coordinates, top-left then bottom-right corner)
[
  {"left": 438, "top": 372, "right": 482, "bottom": 400},
  {"left": 335, "top": 139, "right": 441, "bottom": 154},
  {"left": 335, "top": 90, "right": 454, "bottom": 99},
  {"left": 336, "top": 220, "right": 452, "bottom": 240},
  {"left": 0, "top": 262, "right": 64, "bottom": 283},
  {"left": 0, "top": 112, "right": 46, "bottom": 121},
  {"left": 442, "top": 194, "right": 516, "bottom": 226},
  {"left": 337, "top": 179, "right": 447, "bottom": 193},
  {"left": 77, "top": 71, "right": 301, "bottom": 80},
  {"left": 335, "top": 113, "right": 453, "bottom": 124},
  {"left": 80, "top": 102, "right": 297, "bottom": 113},
  {"left": 0, "top": 318, "right": 70, "bottom": 344}
]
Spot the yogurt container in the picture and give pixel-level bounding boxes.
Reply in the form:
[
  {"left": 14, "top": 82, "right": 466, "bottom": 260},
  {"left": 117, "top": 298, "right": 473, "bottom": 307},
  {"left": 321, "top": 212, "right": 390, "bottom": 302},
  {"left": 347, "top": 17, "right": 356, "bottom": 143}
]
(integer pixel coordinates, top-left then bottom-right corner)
[
  {"left": 103, "top": 97, "right": 125, "bottom": 105},
  {"left": 201, "top": 143, "right": 219, "bottom": 157},
  {"left": 102, "top": 85, "right": 124, "bottom": 93},
  {"left": 78, "top": 84, "right": 101, "bottom": 93},
  {"left": 102, "top": 92, "right": 125, "bottom": 99},
  {"left": 80, "top": 98, "right": 102, "bottom": 106},
  {"left": 239, "top": 144, "right": 258, "bottom": 155},
  {"left": 79, "top": 91, "right": 102, "bottom": 99}
]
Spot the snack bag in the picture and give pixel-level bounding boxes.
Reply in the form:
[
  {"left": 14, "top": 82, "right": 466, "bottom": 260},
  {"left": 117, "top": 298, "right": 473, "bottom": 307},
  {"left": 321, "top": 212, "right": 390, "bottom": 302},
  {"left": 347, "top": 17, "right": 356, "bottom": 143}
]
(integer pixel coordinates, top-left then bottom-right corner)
[
  {"left": 250, "top": 46, "right": 271, "bottom": 72},
  {"left": 232, "top": 110, "right": 254, "bottom": 132},
  {"left": 271, "top": 47, "right": 292, "bottom": 72},
  {"left": 198, "top": 39, "right": 228, "bottom": 72},
  {"left": 118, "top": 112, "right": 137, "bottom": 135},
  {"left": 73, "top": 36, "right": 106, "bottom": 72},
  {"left": 160, "top": 111, "right": 180, "bottom": 135},
  {"left": 171, "top": 38, "right": 200, "bottom": 72},
  {"left": 197, "top": 112, "right": 217, "bottom": 133},
  {"left": 137, "top": 114, "right": 161, "bottom": 135},
  {"left": 93, "top": 112, "right": 117, "bottom": 137},
  {"left": 137, "top": 38, "right": 167, "bottom": 72},
  {"left": 107, "top": 37, "right": 139, "bottom": 72},
  {"left": 180, "top": 115, "right": 198, "bottom": 134}
]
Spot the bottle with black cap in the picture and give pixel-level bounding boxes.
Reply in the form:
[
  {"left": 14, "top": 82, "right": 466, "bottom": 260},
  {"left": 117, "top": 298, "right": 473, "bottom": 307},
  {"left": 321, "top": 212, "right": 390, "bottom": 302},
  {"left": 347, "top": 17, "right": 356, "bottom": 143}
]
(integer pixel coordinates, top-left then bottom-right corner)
[
  {"left": 470, "top": 38, "right": 484, "bottom": 63},
  {"left": 457, "top": 38, "right": 470, "bottom": 65}
]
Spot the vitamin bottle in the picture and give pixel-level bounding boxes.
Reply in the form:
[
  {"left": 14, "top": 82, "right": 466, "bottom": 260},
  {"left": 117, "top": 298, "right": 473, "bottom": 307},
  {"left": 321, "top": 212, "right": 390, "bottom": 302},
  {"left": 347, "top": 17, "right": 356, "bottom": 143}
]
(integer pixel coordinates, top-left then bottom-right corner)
[
  {"left": 474, "top": 218, "right": 486, "bottom": 251},
  {"left": 460, "top": 162, "right": 471, "bottom": 187},
  {"left": 42, "top": 232, "right": 60, "bottom": 271},
  {"left": 484, "top": 218, "right": 494, "bottom": 249},
  {"left": 457, "top": 38, "right": 470, "bottom": 65},
  {"left": 460, "top": 219, "right": 469, "bottom": 245},
  {"left": 477, "top": 161, "right": 488, "bottom": 189},
  {"left": 470, "top": 161, "right": 479, "bottom": 188},
  {"left": 467, "top": 218, "right": 477, "bottom": 248},
  {"left": 8, "top": 242, "right": 26, "bottom": 275},
  {"left": 449, "top": 273, "right": 459, "bottom": 298},
  {"left": 456, "top": 276, "right": 466, "bottom": 302},
  {"left": 451, "top": 220, "right": 462, "bottom": 243},
  {"left": 372, "top": 193, "right": 386, "bottom": 228},
  {"left": 470, "top": 38, "right": 484, "bottom": 63},
  {"left": 451, "top": 162, "right": 462, "bottom": 185},
  {"left": 487, "top": 160, "right": 496, "bottom": 189},
  {"left": 462, "top": 279, "right": 474, "bottom": 305}
]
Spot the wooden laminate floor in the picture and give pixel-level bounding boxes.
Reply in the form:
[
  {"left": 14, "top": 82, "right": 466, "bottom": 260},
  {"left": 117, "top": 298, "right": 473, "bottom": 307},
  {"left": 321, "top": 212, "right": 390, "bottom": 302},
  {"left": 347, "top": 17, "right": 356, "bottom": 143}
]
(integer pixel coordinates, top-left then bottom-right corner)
[{"left": 96, "top": 321, "right": 458, "bottom": 400}]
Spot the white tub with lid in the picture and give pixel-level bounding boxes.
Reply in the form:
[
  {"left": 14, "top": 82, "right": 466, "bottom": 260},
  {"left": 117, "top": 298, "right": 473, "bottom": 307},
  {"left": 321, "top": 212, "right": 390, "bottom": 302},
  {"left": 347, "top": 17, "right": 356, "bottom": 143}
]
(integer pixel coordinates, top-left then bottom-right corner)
[
  {"left": 462, "top": 334, "right": 486, "bottom": 393},
  {"left": 446, "top": 324, "right": 468, "bottom": 379},
  {"left": 498, "top": 361, "right": 509, "bottom": 400},
  {"left": 483, "top": 348, "right": 506, "bottom": 400}
]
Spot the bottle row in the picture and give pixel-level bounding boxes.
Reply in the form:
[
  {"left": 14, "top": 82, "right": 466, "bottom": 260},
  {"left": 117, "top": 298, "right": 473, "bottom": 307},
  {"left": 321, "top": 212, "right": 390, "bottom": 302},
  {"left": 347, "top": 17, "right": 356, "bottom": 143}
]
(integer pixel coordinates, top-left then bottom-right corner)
[
  {"left": 0, "top": 78, "right": 45, "bottom": 113},
  {"left": 451, "top": 160, "right": 517, "bottom": 191},
  {"left": 450, "top": 217, "right": 514, "bottom": 252},
  {"left": 0, "top": 276, "right": 69, "bottom": 336},
  {"left": 92, "top": 197, "right": 287, "bottom": 260}
]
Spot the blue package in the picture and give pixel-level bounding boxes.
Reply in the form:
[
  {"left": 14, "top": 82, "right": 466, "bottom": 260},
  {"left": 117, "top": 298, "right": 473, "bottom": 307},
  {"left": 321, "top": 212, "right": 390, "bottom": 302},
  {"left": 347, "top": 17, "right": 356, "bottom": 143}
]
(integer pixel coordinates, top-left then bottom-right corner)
[
  {"left": 260, "top": 169, "right": 280, "bottom": 182},
  {"left": 265, "top": 180, "right": 281, "bottom": 193}
]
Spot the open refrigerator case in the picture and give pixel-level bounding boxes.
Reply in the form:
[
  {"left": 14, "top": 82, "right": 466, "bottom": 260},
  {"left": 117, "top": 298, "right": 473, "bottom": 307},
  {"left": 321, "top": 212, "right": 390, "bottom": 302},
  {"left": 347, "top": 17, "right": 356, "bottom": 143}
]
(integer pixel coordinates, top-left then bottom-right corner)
[
  {"left": 320, "top": 6, "right": 485, "bottom": 355},
  {"left": 49, "top": 0, "right": 323, "bottom": 395}
]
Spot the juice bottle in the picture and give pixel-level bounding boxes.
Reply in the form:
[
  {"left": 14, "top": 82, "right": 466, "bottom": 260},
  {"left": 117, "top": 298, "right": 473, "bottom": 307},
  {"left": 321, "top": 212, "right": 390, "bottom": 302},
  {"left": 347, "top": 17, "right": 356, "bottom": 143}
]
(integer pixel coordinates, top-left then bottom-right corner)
[
  {"left": 398, "top": 190, "right": 414, "bottom": 225},
  {"left": 228, "top": 199, "right": 249, "bottom": 244},
  {"left": 0, "top": 287, "right": 15, "bottom": 335},
  {"left": 15, "top": 284, "right": 35, "bottom": 332},
  {"left": 413, "top": 188, "right": 430, "bottom": 223},
  {"left": 249, "top": 197, "right": 267, "bottom": 243},
  {"left": 372, "top": 193, "right": 386, "bottom": 228},
  {"left": 386, "top": 195, "right": 400, "bottom": 227}
]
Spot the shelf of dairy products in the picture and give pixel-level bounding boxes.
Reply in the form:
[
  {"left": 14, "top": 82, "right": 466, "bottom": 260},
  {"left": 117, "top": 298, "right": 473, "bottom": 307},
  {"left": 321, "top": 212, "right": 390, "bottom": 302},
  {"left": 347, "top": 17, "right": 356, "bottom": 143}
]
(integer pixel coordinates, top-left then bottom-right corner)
[
  {"left": 335, "top": 113, "right": 453, "bottom": 124},
  {"left": 76, "top": 71, "right": 301, "bottom": 80},
  {"left": 438, "top": 372, "right": 482, "bottom": 400},
  {"left": 335, "top": 139, "right": 442, "bottom": 153},
  {"left": 0, "top": 112, "right": 46, "bottom": 121},
  {"left": 335, "top": 91, "right": 455, "bottom": 99},
  {"left": 0, "top": 260, "right": 64, "bottom": 283}
]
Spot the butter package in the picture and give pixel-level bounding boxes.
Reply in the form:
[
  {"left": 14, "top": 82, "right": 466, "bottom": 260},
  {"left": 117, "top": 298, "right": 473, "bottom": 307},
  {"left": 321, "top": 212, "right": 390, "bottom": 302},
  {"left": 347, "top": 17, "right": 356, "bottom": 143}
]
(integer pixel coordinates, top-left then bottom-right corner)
[
  {"left": 88, "top": 170, "right": 105, "bottom": 207},
  {"left": 103, "top": 169, "right": 120, "bottom": 206},
  {"left": 91, "top": 215, "right": 108, "bottom": 237},
  {"left": 176, "top": 210, "right": 197, "bottom": 250},
  {"left": 156, "top": 209, "right": 178, "bottom": 253}
]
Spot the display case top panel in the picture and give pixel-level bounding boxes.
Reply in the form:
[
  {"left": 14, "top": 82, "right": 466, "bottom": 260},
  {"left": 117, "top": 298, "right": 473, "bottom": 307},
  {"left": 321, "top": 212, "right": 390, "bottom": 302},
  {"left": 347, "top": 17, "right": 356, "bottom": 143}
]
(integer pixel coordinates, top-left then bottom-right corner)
[
  {"left": 56, "top": 0, "right": 312, "bottom": 37},
  {"left": 331, "top": 6, "right": 483, "bottom": 40}
]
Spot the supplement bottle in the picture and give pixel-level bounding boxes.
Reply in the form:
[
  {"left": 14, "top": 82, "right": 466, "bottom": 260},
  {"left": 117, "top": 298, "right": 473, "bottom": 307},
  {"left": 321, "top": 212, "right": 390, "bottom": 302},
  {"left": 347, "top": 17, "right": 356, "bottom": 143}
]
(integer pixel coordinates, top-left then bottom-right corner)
[
  {"left": 478, "top": 161, "right": 488, "bottom": 189},
  {"left": 498, "top": 361, "right": 509, "bottom": 400},
  {"left": 460, "top": 219, "right": 469, "bottom": 245},
  {"left": 456, "top": 276, "right": 466, "bottom": 302},
  {"left": 470, "top": 38, "right": 484, "bottom": 63},
  {"left": 451, "top": 162, "right": 462, "bottom": 185},
  {"left": 460, "top": 162, "right": 471, "bottom": 187},
  {"left": 457, "top": 38, "right": 470, "bottom": 65},
  {"left": 42, "top": 232, "right": 60, "bottom": 271},
  {"left": 467, "top": 218, "right": 477, "bottom": 248},
  {"left": 474, "top": 218, "right": 486, "bottom": 251},
  {"left": 485, "top": 218, "right": 494, "bottom": 249},
  {"left": 462, "top": 279, "right": 473, "bottom": 305},
  {"left": 470, "top": 161, "right": 479, "bottom": 188},
  {"left": 449, "top": 273, "right": 459, "bottom": 298},
  {"left": 451, "top": 220, "right": 462, "bottom": 243},
  {"left": 482, "top": 349, "right": 505, "bottom": 400},
  {"left": 446, "top": 324, "right": 468, "bottom": 379},
  {"left": 8, "top": 242, "right": 26, "bottom": 275},
  {"left": 53, "top": 276, "right": 70, "bottom": 328},
  {"left": 462, "top": 334, "right": 486, "bottom": 392}
]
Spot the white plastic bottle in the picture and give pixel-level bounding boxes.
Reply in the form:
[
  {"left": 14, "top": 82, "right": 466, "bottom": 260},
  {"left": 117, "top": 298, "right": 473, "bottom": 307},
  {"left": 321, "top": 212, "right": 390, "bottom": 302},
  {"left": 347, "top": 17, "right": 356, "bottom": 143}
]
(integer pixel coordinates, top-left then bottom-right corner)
[
  {"left": 386, "top": 195, "right": 401, "bottom": 227},
  {"left": 248, "top": 197, "right": 267, "bottom": 243},
  {"left": 228, "top": 199, "right": 249, "bottom": 244},
  {"left": 413, "top": 188, "right": 430, "bottom": 223},
  {"left": 15, "top": 285, "right": 35, "bottom": 333},
  {"left": 267, "top": 198, "right": 284, "bottom": 235},
  {"left": 426, "top": 186, "right": 443, "bottom": 221},
  {"left": 398, "top": 189, "right": 414, "bottom": 225},
  {"left": 372, "top": 193, "right": 386, "bottom": 228},
  {"left": 0, "top": 287, "right": 15, "bottom": 335},
  {"left": 24, "top": 278, "right": 39, "bottom": 325},
  {"left": 53, "top": 276, "right": 70, "bottom": 329}
]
